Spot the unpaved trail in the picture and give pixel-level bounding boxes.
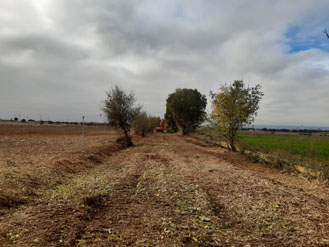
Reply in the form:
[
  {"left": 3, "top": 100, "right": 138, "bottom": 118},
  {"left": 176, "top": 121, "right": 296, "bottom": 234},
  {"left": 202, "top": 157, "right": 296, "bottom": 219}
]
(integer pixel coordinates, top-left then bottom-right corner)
[{"left": 1, "top": 134, "right": 329, "bottom": 246}]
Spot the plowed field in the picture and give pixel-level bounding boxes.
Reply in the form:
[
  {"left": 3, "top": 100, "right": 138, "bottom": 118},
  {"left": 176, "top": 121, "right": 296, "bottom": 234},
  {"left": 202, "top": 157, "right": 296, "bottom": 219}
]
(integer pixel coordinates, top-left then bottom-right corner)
[{"left": 0, "top": 123, "right": 329, "bottom": 246}]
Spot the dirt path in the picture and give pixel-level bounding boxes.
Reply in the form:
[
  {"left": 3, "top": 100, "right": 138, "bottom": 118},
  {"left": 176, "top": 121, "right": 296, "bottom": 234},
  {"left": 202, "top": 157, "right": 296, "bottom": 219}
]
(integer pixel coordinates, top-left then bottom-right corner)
[{"left": 1, "top": 134, "right": 329, "bottom": 246}]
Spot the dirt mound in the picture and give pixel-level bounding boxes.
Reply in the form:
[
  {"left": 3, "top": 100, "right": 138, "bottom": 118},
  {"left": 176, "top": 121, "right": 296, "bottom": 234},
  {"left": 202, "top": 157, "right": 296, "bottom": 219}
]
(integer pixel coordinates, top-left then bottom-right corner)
[{"left": 0, "top": 142, "right": 124, "bottom": 215}]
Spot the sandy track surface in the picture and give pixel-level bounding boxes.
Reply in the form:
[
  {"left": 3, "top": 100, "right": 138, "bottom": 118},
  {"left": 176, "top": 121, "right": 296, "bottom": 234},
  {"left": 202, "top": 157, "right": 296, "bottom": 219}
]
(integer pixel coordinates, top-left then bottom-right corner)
[{"left": 1, "top": 133, "right": 329, "bottom": 246}]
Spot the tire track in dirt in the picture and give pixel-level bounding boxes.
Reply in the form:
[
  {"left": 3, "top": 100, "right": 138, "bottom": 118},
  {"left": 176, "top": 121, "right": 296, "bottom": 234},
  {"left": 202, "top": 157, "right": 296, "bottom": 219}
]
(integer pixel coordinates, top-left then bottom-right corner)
[
  {"left": 177, "top": 135, "right": 329, "bottom": 246},
  {"left": 0, "top": 141, "right": 170, "bottom": 247},
  {"left": 0, "top": 146, "right": 137, "bottom": 247},
  {"left": 183, "top": 135, "right": 329, "bottom": 204},
  {"left": 198, "top": 145, "right": 329, "bottom": 211},
  {"left": 2, "top": 134, "right": 329, "bottom": 246},
  {"left": 73, "top": 172, "right": 143, "bottom": 246},
  {"left": 72, "top": 141, "right": 227, "bottom": 246}
]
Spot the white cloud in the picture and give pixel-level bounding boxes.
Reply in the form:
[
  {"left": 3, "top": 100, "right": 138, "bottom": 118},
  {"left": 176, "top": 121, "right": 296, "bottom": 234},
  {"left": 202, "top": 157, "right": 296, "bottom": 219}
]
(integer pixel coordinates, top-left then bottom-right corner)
[{"left": 0, "top": 0, "right": 329, "bottom": 126}]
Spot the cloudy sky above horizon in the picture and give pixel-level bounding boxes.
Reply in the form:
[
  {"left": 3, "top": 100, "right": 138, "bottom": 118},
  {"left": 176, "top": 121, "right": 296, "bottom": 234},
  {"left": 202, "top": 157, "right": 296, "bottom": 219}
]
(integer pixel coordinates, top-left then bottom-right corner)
[{"left": 1, "top": 0, "right": 329, "bottom": 126}]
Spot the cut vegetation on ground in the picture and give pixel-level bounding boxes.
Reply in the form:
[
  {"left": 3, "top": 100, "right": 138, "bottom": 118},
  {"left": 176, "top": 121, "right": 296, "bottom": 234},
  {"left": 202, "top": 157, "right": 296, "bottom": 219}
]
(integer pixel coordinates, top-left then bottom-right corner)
[{"left": 1, "top": 124, "right": 329, "bottom": 246}]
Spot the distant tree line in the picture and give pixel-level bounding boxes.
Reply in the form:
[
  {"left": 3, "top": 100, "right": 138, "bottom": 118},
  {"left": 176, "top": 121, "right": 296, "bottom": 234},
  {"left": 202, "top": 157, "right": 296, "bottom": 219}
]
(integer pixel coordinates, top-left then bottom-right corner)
[
  {"left": 10, "top": 118, "right": 107, "bottom": 126},
  {"left": 242, "top": 127, "right": 329, "bottom": 133}
]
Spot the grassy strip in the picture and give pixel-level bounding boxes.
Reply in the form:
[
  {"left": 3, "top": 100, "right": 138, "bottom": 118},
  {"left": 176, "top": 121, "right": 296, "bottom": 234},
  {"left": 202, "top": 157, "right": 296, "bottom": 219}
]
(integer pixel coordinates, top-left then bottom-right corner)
[{"left": 195, "top": 127, "right": 329, "bottom": 179}]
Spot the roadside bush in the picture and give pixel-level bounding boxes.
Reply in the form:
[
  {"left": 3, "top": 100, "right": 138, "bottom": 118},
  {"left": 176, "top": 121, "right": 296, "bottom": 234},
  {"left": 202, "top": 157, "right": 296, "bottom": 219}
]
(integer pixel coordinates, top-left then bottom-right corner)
[
  {"left": 134, "top": 112, "right": 150, "bottom": 137},
  {"left": 134, "top": 114, "right": 163, "bottom": 136}
]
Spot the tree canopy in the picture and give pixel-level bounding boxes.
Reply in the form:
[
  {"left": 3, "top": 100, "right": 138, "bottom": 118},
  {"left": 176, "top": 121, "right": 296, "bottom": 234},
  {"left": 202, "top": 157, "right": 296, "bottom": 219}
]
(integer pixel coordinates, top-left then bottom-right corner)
[
  {"left": 166, "top": 88, "right": 207, "bottom": 135},
  {"left": 211, "top": 80, "right": 263, "bottom": 151}
]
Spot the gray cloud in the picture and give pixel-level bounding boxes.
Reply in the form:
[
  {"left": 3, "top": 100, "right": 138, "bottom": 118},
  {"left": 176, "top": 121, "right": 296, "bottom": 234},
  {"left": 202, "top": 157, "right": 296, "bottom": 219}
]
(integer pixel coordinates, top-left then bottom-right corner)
[{"left": 0, "top": 0, "right": 329, "bottom": 126}]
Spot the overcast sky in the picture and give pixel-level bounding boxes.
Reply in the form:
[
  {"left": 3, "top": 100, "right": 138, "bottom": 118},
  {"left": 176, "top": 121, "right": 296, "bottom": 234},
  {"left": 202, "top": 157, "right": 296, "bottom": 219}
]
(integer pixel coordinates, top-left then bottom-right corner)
[{"left": 1, "top": 0, "right": 329, "bottom": 126}]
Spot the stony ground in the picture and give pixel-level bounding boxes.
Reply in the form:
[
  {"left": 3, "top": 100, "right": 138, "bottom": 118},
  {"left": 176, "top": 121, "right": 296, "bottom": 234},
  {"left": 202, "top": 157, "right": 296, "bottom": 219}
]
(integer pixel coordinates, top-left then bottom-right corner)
[{"left": 0, "top": 124, "right": 329, "bottom": 246}]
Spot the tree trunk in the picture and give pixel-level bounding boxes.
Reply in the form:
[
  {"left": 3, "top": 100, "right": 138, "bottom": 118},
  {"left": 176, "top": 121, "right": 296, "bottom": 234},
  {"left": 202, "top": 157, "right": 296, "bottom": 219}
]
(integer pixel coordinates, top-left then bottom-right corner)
[
  {"left": 228, "top": 130, "right": 236, "bottom": 152},
  {"left": 182, "top": 127, "right": 187, "bottom": 136},
  {"left": 122, "top": 127, "right": 133, "bottom": 147},
  {"left": 229, "top": 139, "right": 236, "bottom": 152}
]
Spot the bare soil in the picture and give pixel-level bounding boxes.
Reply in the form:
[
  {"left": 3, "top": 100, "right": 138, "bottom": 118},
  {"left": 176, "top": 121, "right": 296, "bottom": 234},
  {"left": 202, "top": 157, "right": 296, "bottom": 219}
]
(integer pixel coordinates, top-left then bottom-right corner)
[{"left": 0, "top": 124, "right": 329, "bottom": 246}]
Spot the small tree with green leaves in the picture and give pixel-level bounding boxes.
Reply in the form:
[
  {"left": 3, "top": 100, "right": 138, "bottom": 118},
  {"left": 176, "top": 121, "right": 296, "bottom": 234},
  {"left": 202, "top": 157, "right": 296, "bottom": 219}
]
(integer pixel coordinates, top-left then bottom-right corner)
[
  {"left": 210, "top": 80, "right": 263, "bottom": 151},
  {"left": 166, "top": 88, "right": 207, "bottom": 135},
  {"left": 103, "top": 85, "right": 140, "bottom": 147}
]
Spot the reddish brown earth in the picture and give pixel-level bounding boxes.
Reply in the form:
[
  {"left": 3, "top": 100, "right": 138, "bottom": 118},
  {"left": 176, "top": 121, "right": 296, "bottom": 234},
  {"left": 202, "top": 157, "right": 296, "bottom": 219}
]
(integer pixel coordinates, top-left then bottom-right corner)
[{"left": 0, "top": 123, "right": 329, "bottom": 246}]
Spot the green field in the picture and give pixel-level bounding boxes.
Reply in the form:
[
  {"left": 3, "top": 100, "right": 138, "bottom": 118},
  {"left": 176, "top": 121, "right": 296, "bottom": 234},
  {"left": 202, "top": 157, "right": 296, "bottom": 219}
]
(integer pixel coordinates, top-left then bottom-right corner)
[
  {"left": 196, "top": 128, "right": 329, "bottom": 163},
  {"left": 238, "top": 132, "right": 329, "bottom": 162}
]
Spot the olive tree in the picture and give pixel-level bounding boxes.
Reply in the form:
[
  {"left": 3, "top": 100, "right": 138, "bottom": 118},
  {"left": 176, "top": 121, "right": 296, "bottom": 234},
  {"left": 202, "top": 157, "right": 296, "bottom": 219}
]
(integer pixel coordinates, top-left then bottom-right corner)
[
  {"left": 166, "top": 88, "right": 207, "bottom": 136},
  {"left": 103, "top": 85, "right": 140, "bottom": 147},
  {"left": 210, "top": 80, "right": 263, "bottom": 151}
]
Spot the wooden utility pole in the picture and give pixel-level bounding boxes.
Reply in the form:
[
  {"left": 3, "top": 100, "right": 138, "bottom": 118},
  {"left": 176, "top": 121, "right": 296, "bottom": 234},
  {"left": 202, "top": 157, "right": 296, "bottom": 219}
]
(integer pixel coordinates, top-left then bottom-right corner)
[{"left": 82, "top": 116, "right": 85, "bottom": 149}]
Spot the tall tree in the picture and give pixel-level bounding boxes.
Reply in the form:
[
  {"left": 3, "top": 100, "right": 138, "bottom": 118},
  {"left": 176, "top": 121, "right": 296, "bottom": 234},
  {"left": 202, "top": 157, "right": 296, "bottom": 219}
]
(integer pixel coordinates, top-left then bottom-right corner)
[
  {"left": 103, "top": 85, "right": 140, "bottom": 147},
  {"left": 166, "top": 88, "right": 207, "bottom": 135},
  {"left": 210, "top": 80, "right": 263, "bottom": 151}
]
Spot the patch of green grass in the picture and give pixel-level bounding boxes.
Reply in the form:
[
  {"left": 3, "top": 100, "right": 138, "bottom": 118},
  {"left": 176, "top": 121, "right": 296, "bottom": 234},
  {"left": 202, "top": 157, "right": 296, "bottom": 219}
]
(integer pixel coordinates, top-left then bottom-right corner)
[
  {"left": 196, "top": 127, "right": 329, "bottom": 162},
  {"left": 238, "top": 132, "right": 329, "bottom": 162},
  {"left": 195, "top": 127, "right": 329, "bottom": 178}
]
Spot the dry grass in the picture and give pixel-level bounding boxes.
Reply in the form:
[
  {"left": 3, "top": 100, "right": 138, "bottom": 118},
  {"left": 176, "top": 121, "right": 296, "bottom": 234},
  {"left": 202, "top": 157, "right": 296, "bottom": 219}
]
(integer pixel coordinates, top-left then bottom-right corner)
[
  {"left": 0, "top": 124, "right": 329, "bottom": 246},
  {"left": 0, "top": 123, "right": 118, "bottom": 215}
]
